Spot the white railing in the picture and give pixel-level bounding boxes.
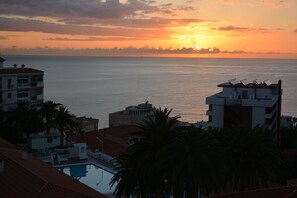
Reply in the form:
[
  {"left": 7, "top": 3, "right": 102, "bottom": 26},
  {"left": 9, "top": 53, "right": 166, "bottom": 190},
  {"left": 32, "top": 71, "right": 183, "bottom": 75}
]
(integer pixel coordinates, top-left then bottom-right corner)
[{"left": 87, "top": 150, "right": 114, "bottom": 165}]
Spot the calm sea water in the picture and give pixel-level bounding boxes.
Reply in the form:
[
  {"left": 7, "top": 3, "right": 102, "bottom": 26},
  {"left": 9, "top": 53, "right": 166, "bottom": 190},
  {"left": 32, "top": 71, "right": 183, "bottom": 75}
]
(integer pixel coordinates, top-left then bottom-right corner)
[{"left": 3, "top": 56, "right": 297, "bottom": 127}]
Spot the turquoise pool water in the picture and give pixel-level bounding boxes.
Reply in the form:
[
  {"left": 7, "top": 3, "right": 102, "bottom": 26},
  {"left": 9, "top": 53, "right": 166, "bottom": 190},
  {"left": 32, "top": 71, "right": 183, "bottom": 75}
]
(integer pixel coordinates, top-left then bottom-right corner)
[{"left": 57, "top": 163, "right": 116, "bottom": 195}]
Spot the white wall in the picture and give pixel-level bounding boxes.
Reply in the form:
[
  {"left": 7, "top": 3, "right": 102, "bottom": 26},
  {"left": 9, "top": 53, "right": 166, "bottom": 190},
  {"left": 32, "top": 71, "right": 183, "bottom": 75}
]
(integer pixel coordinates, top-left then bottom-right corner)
[
  {"left": 256, "top": 88, "right": 273, "bottom": 99},
  {"left": 28, "top": 136, "right": 60, "bottom": 150},
  {"left": 252, "top": 107, "right": 266, "bottom": 127},
  {"left": 1, "top": 76, "right": 18, "bottom": 105},
  {"left": 211, "top": 105, "right": 225, "bottom": 128}
]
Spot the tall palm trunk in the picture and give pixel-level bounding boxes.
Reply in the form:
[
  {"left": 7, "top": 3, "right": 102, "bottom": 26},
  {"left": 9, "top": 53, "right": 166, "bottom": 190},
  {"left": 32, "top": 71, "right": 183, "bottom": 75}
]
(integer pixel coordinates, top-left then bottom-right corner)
[{"left": 59, "top": 127, "right": 65, "bottom": 147}]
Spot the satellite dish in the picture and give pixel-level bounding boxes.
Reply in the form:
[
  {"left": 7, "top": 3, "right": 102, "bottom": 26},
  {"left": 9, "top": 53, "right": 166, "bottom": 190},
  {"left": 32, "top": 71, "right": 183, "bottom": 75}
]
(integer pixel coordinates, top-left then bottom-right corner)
[
  {"left": 264, "top": 80, "right": 271, "bottom": 86},
  {"left": 253, "top": 79, "right": 261, "bottom": 85},
  {"left": 229, "top": 78, "right": 239, "bottom": 85},
  {"left": 241, "top": 79, "right": 248, "bottom": 86}
]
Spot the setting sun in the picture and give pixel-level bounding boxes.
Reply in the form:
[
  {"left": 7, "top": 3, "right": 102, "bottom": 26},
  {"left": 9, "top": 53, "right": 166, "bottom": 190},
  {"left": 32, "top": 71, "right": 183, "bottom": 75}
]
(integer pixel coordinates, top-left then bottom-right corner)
[{"left": 0, "top": 0, "right": 296, "bottom": 58}]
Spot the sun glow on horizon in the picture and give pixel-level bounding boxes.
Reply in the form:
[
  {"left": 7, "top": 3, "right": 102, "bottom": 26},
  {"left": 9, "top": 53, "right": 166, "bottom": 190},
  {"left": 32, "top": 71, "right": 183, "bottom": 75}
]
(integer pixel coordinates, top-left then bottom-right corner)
[{"left": 0, "top": 0, "right": 296, "bottom": 58}]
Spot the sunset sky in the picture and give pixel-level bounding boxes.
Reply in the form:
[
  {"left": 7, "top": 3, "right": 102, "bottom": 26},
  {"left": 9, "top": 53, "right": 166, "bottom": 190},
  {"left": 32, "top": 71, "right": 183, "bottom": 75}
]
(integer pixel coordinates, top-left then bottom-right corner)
[{"left": 0, "top": 0, "right": 297, "bottom": 58}]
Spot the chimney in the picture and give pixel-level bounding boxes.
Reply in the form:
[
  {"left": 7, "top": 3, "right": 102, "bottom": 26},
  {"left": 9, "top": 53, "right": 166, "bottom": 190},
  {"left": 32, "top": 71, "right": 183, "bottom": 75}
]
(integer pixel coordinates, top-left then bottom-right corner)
[
  {"left": 21, "top": 64, "right": 25, "bottom": 68},
  {"left": 0, "top": 160, "right": 4, "bottom": 173},
  {"left": 13, "top": 64, "right": 17, "bottom": 68},
  {"left": 0, "top": 56, "right": 5, "bottom": 68},
  {"left": 20, "top": 151, "right": 28, "bottom": 160}
]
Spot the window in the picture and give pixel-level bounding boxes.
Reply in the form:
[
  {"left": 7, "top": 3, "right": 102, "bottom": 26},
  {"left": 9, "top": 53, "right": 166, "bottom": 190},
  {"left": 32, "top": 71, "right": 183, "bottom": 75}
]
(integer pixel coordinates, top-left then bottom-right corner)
[
  {"left": 17, "top": 91, "right": 29, "bottom": 98},
  {"left": 209, "top": 105, "right": 213, "bottom": 111},
  {"left": 47, "top": 137, "right": 53, "bottom": 143},
  {"left": 31, "top": 76, "right": 43, "bottom": 82},
  {"left": 7, "top": 79, "right": 12, "bottom": 88},
  {"left": 242, "top": 90, "right": 248, "bottom": 99},
  {"left": 17, "top": 76, "right": 29, "bottom": 85},
  {"left": 8, "top": 93, "right": 12, "bottom": 99}
]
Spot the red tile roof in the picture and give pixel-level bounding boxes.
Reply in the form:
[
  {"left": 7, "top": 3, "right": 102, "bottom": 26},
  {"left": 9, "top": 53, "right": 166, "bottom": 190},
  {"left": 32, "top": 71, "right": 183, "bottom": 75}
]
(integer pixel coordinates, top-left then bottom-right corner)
[
  {"left": 75, "top": 125, "right": 140, "bottom": 156},
  {"left": 209, "top": 186, "right": 297, "bottom": 198},
  {"left": 0, "top": 67, "right": 43, "bottom": 75},
  {"left": 0, "top": 138, "right": 107, "bottom": 198},
  {"left": 100, "top": 125, "right": 140, "bottom": 139}
]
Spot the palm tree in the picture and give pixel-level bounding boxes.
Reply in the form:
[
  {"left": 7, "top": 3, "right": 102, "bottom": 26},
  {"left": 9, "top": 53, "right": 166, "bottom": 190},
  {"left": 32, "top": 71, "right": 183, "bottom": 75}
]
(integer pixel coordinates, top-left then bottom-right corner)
[
  {"left": 8, "top": 100, "right": 43, "bottom": 142},
  {"left": 41, "top": 100, "right": 61, "bottom": 134},
  {"left": 224, "top": 125, "right": 283, "bottom": 191},
  {"left": 158, "top": 126, "right": 227, "bottom": 198},
  {"left": 111, "top": 108, "right": 180, "bottom": 198},
  {"left": 54, "top": 105, "right": 79, "bottom": 147}
]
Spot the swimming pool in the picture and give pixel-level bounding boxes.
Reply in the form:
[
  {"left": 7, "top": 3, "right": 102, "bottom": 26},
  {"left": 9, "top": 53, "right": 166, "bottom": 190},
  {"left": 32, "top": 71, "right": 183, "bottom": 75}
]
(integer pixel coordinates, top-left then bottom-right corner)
[{"left": 56, "top": 163, "right": 116, "bottom": 195}]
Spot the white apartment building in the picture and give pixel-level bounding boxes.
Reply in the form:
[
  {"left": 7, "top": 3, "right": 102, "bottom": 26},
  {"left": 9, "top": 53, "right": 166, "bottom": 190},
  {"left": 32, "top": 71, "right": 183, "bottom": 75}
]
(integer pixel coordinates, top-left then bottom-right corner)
[
  {"left": 109, "top": 102, "right": 154, "bottom": 127},
  {"left": 0, "top": 57, "right": 44, "bottom": 111},
  {"left": 206, "top": 79, "right": 282, "bottom": 141}
]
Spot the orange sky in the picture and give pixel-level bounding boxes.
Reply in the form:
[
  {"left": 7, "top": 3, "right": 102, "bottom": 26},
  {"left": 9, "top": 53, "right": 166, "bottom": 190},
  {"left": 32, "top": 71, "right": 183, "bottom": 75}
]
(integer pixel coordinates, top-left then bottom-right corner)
[{"left": 0, "top": 0, "right": 297, "bottom": 58}]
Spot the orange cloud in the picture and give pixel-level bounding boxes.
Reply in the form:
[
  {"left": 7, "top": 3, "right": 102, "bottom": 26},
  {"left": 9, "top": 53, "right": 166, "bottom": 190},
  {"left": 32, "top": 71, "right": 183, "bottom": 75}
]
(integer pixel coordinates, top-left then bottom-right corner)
[
  {"left": 0, "top": 35, "right": 8, "bottom": 40},
  {"left": 211, "top": 26, "right": 276, "bottom": 33}
]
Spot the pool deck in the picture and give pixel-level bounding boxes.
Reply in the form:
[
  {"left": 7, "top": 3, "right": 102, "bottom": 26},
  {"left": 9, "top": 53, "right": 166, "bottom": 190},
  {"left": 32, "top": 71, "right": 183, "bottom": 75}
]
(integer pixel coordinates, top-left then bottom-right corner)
[{"left": 52, "top": 155, "right": 116, "bottom": 172}]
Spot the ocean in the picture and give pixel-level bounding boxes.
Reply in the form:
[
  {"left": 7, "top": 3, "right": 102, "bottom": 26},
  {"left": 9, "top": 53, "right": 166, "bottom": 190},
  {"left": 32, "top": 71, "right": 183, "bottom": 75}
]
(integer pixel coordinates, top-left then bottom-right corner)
[{"left": 3, "top": 56, "right": 297, "bottom": 128}]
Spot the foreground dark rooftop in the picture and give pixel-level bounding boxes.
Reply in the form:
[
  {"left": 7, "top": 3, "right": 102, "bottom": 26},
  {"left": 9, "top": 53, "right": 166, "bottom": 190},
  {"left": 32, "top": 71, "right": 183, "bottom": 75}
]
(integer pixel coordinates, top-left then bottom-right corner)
[{"left": 0, "top": 138, "right": 107, "bottom": 198}]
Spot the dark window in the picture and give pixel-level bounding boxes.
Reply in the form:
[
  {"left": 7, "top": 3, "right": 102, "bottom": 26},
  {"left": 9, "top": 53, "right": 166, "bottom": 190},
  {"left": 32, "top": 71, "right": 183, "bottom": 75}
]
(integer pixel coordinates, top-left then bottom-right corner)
[
  {"left": 209, "top": 105, "right": 213, "bottom": 111},
  {"left": 17, "top": 91, "right": 28, "bottom": 98},
  {"left": 242, "top": 90, "right": 248, "bottom": 99},
  {"left": 47, "top": 137, "right": 53, "bottom": 143},
  {"left": 8, "top": 93, "right": 12, "bottom": 99},
  {"left": 209, "top": 115, "right": 212, "bottom": 122},
  {"left": 7, "top": 79, "right": 12, "bottom": 88},
  {"left": 224, "top": 106, "right": 252, "bottom": 128},
  {"left": 17, "top": 78, "right": 29, "bottom": 84}
]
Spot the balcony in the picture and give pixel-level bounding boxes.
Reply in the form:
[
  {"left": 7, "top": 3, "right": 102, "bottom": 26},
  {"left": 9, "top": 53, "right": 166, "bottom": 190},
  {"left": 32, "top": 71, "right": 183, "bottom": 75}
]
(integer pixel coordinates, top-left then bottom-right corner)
[
  {"left": 30, "top": 94, "right": 43, "bottom": 101},
  {"left": 30, "top": 81, "right": 43, "bottom": 88},
  {"left": 17, "top": 83, "right": 30, "bottom": 88},
  {"left": 206, "top": 92, "right": 278, "bottom": 107}
]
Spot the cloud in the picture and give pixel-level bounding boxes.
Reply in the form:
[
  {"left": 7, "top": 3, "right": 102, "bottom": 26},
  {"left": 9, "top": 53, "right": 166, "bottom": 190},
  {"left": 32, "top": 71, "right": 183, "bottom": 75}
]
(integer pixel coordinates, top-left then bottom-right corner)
[
  {"left": 0, "top": 1, "right": 201, "bottom": 40},
  {"left": 260, "top": 0, "right": 286, "bottom": 8},
  {"left": 217, "top": 0, "right": 237, "bottom": 4},
  {"left": 0, "top": 35, "right": 8, "bottom": 40},
  {"left": 212, "top": 26, "right": 271, "bottom": 33},
  {"left": 0, "top": 0, "right": 159, "bottom": 21},
  {"left": 0, "top": 16, "right": 208, "bottom": 40},
  {"left": 0, "top": 17, "right": 172, "bottom": 39},
  {"left": 0, "top": 46, "right": 264, "bottom": 56},
  {"left": 215, "top": 26, "right": 249, "bottom": 31},
  {"left": 43, "top": 36, "right": 139, "bottom": 41},
  {"left": 0, "top": 0, "right": 198, "bottom": 25}
]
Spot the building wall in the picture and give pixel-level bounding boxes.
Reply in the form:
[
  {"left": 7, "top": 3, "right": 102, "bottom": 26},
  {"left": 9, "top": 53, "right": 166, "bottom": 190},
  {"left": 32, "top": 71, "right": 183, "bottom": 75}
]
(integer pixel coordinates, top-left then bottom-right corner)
[
  {"left": 1, "top": 73, "right": 43, "bottom": 111},
  {"left": 211, "top": 105, "right": 224, "bottom": 128},
  {"left": 206, "top": 80, "right": 281, "bottom": 133},
  {"left": 109, "top": 113, "right": 146, "bottom": 127},
  {"left": 252, "top": 107, "right": 266, "bottom": 127},
  {"left": 28, "top": 136, "right": 60, "bottom": 150},
  {"left": 1, "top": 76, "right": 18, "bottom": 109}
]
